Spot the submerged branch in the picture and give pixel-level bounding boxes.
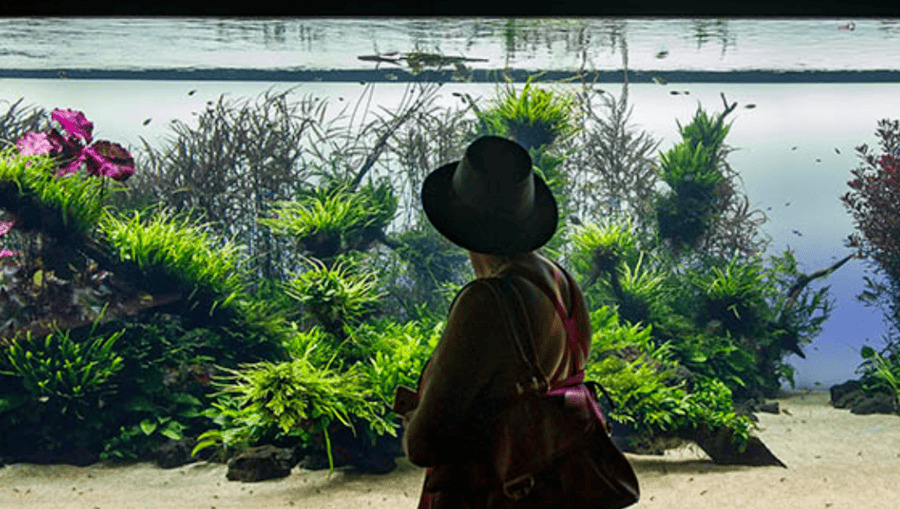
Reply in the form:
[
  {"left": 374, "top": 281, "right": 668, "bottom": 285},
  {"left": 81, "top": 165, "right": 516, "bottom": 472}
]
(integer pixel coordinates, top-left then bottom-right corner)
[{"left": 782, "top": 253, "right": 856, "bottom": 314}]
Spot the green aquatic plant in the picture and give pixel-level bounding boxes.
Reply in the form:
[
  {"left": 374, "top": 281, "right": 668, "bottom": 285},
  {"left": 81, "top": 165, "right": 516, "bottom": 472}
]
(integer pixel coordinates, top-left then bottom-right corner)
[
  {"left": 569, "top": 219, "right": 641, "bottom": 283},
  {"left": 99, "top": 207, "right": 245, "bottom": 314},
  {"left": 585, "top": 305, "right": 755, "bottom": 452},
  {"left": 259, "top": 181, "right": 397, "bottom": 261},
  {"left": 283, "top": 256, "right": 384, "bottom": 337},
  {"left": 1, "top": 324, "right": 124, "bottom": 418},
  {"left": 200, "top": 354, "right": 390, "bottom": 472},
  {"left": 654, "top": 102, "right": 737, "bottom": 253},
  {"left": 615, "top": 252, "right": 670, "bottom": 326},
  {"left": 0, "top": 150, "right": 111, "bottom": 240},
  {"left": 692, "top": 255, "right": 768, "bottom": 335},
  {"left": 476, "top": 76, "right": 578, "bottom": 150},
  {"left": 859, "top": 343, "right": 900, "bottom": 410}
]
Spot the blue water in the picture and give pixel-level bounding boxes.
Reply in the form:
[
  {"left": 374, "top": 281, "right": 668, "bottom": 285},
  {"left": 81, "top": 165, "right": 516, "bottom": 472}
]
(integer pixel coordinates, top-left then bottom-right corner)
[{"left": 2, "top": 17, "right": 899, "bottom": 389}]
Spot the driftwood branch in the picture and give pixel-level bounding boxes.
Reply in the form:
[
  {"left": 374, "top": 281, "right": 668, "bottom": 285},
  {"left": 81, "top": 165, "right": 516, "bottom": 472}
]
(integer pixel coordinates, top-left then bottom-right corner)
[{"left": 782, "top": 253, "right": 856, "bottom": 315}]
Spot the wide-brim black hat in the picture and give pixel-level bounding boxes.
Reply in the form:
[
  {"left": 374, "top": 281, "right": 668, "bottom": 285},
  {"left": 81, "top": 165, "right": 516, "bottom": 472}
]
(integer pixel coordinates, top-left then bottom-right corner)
[{"left": 421, "top": 136, "right": 558, "bottom": 255}]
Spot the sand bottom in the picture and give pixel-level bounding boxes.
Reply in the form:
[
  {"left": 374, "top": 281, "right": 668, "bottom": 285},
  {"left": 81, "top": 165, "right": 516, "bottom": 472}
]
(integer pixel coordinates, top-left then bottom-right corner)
[{"left": 1, "top": 391, "right": 898, "bottom": 508}]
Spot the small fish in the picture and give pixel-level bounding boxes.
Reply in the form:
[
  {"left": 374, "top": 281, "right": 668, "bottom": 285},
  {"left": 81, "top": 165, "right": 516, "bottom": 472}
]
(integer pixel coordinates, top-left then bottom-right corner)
[
  {"left": 816, "top": 158, "right": 822, "bottom": 163},
  {"left": 745, "top": 104, "right": 756, "bottom": 109},
  {"left": 670, "top": 90, "right": 681, "bottom": 95},
  {"left": 359, "top": 81, "right": 366, "bottom": 85},
  {"left": 834, "top": 147, "right": 841, "bottom": 154},
  {"left": 188, "top": 89, "right": 197, "bottom": 96},
  {"left": 785, "top": 202, "right": 791, "bottom": 206},
  {"left": 652, "top": 76, "right": 668, "bottom": 85},
  {"left": 782, "top": 409, "right": 793, "bottom": 416},
  {"left": 683, "top": 90, "right": 690, "bottom": 95},
  {"left": 452, "top": 92, "right": 462, "bottom": 97},
  {"left": 655, "top": 50, "right": 669, "bottom": 59},
  {"left": 766, "top": 206, "right": 772, "bottom": 211},
  {"left": 792, "top": 229, "right": 803, "bottom": 237},
  {"left": 791, "top": 146, "right": 798, "bottom": 150},
  {"left": 142, "top": 118, "right": 151, "bottom": 126}
]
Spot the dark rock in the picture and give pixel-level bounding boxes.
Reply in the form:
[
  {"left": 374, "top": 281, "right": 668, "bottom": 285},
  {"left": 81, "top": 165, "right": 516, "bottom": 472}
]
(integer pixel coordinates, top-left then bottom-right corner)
[
  {"left": 226, "top": 445, "right": 299, "bottom": 482},
  {"left": 686, "top": 425, "right": 786, "bottom": 467},
  {"left": 851, "top": 392, "right": 899, "bottom": 415},
  {"left": 156, "top": 438, "right": 197, "bottom": 469},
  {"left": 758, "top": 402, "right": 780, "bottom": 414},
  {"left": 830, "top": 380, "right": 864, "bottom": 408}
]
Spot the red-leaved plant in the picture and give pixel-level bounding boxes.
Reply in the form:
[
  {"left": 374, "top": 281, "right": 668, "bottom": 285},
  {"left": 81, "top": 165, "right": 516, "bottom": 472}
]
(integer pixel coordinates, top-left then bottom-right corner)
[
  {"left": 842, "top": 119, "right": 900, "bottom": 284},
  {"left": 16, "top": 109, "right": 135, "bottom": 182}
]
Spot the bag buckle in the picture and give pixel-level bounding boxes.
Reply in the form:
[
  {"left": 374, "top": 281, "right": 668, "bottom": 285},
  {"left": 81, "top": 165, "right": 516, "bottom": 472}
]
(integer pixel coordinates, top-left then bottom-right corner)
[{"left": 502, "top": 475, "right": 535, "bottom": 500}]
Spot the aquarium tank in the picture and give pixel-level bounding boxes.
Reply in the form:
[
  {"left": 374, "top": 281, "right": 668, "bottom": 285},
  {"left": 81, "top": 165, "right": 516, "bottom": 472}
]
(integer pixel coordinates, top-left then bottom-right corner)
[{"left": 0, "top": 17, "right": 897, "bottom": 505}]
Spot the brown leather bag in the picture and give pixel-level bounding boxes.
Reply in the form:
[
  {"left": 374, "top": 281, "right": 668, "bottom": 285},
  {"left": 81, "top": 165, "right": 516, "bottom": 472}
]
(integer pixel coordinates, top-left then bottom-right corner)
[{"left": 481, "top": 275, "right": 640, "bottom": 508}]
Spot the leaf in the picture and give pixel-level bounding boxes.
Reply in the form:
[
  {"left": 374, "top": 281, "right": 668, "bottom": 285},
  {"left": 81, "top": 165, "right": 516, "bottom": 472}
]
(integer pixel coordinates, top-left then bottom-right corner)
[
  {"left": 139, "top": 418, "right": 158, "bottom": 436},
  {"left": 861, "top": 346, "right": 877, "bottom": 359},
  {"left": 161, "top": 421, "right": 184, "bottom": 440}
]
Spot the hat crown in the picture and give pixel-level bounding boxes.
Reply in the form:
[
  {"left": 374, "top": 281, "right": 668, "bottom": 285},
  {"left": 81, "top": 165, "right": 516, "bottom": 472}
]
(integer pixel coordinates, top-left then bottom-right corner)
[{"left": 451, "top": 136, "right": 535, "bottom": 219}]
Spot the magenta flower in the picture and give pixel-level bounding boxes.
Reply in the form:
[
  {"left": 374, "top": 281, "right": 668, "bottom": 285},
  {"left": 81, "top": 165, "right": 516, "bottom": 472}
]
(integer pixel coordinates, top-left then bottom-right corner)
[
  {"left": 51, "top": 109, "right": 94, "bottom": 145},
  {"left": 0, "top": 247, "right": 19, "bottom": 258}
]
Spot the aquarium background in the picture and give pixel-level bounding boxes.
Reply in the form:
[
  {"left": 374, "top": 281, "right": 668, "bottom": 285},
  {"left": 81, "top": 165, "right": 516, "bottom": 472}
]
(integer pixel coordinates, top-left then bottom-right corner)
[{"left": 2, "top": 16, "right": 898, "bottom": 389}]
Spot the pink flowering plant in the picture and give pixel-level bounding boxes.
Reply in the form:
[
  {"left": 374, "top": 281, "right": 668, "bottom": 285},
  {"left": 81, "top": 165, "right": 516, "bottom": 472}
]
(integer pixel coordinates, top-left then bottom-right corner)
[{"left": 16, "top": 109, "right": 135, "bottom": 182}]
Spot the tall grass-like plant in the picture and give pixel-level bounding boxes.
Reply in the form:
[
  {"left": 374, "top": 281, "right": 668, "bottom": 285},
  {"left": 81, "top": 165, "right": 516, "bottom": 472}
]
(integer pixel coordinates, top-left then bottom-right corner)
[{"left": 0, "top": 98, "right": 48, "bottom": 148}]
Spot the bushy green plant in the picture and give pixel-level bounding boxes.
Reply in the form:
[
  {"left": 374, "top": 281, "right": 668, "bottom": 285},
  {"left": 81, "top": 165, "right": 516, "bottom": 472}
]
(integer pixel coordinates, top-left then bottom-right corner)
[
  {"left": 570, "top": 219, "right": 642, "bottom": 282},
  {"left": 1, "top": 325, "right": 123, "bottom": 417},
  {"left": 199, "top": 354, "right": 391, "bottom": 471},
  {"left": 586, "top": 305, "right": 755, "bottom": 450},
  {"left": 284, "top": 256, "right": 384, "bottom": 337},
  {"left": 691, "top": 255, "right": 769, "bottom": 335},
  {"left": 859, "top": 343, "right": 900, "bottom": 410},
  {"left": 0, "top": 318, "right": 125, "bottom": 457},
  {"left": 476, "top": 76, "right": 578, "bottom": 150}
]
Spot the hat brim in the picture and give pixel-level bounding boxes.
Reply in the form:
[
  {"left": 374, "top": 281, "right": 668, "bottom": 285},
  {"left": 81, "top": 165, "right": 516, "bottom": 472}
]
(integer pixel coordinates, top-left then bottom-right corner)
[{"left": 421, "top": 161, "right": 558, "bottom": 255}]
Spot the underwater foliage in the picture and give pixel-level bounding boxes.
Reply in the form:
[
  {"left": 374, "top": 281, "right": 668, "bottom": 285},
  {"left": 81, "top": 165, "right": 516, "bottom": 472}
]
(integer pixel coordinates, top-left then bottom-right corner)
[
  {"left": 474, "top": 76, "right": 578, "bottom": 151},
  {"left": 844, "top": 118, "right": 900, "bottom": 406},
  {"left": 283, "top": 256, "right": 384, "bottom": 338},
  {"left": 586, "top": 305, "right": 756, "bottom": 451}
]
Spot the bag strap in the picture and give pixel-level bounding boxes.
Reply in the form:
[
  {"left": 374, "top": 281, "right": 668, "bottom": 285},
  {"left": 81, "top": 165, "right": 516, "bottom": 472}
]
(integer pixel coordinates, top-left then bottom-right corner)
[{"left": 482, "top": 276, "right": 549, "bottom": 396}]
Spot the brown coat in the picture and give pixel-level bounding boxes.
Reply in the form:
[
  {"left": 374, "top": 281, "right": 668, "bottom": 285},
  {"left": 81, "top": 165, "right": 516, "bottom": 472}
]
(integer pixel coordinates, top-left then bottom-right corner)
[{"left": 399, "top": 254, "right": 592, "bottom": 507}]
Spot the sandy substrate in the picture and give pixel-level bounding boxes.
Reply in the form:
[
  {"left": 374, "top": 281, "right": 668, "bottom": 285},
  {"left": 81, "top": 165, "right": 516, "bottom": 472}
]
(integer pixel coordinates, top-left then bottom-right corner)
[{"left": 1, "top": 390, "right": 898, "bottom": 509}]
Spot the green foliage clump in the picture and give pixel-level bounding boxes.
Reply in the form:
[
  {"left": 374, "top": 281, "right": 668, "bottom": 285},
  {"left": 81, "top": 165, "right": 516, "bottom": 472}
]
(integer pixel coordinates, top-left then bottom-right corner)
[
  {"left": 0, "top": 151, "right": 111, "bottom": 240},
  {"left": 586, "top": 306, "right": 755, "bottom": 450},
  {"left": 0, "top": 321, "right": 124, "bottom": 457},
  {"left": 99, "top": 207, "right": 245, "bottom": 315},
  {"left": 859, "top": 344, "right": 900, "bottom": 411},
  {"left": 476, "top": 76, "right": 578, "bottom": 150},
  {"left": 283, "top": 256, "right": 384, "bottom": 337},
  {"left": 259, "top": 181, "right": 397, "bottom": 261}
]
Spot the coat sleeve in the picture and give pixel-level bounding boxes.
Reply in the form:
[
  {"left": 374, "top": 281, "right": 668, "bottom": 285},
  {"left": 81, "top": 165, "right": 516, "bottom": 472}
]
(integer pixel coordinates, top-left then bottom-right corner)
[{"left": 402, "top": 279, "right": 515, "bottom": 467}]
